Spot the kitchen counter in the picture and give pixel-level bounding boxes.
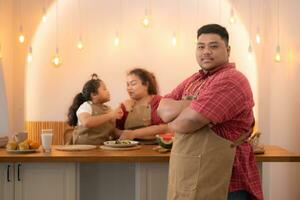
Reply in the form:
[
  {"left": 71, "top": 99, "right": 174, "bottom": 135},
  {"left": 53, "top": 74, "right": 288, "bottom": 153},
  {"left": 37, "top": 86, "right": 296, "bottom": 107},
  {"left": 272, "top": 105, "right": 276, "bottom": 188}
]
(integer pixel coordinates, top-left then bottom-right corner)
[{"left": 0, "top": 145, "right": 299, "bottom": 163}]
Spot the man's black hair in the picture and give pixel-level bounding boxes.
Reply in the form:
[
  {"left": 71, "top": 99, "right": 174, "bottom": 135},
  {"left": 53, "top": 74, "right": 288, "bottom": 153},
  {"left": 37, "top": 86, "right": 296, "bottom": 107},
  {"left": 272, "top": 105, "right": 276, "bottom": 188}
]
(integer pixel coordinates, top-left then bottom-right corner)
[{"left": 197, "top": 24, "right": 229, "bottom": 46}]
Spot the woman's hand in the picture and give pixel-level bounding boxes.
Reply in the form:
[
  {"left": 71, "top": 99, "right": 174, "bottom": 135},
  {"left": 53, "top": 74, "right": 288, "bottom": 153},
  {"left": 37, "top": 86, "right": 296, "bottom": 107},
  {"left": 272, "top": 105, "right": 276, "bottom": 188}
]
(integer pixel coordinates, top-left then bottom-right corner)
[{"left": 119, "top": 130, "right": 135, "bottom": 140}]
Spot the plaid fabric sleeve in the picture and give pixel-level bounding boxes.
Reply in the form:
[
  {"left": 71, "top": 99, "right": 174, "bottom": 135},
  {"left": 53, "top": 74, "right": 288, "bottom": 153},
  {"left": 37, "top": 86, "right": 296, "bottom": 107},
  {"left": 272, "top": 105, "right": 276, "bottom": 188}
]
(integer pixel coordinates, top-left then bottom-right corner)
[{"left": 190, "top": 74, "right": 248, "bottom": 123}]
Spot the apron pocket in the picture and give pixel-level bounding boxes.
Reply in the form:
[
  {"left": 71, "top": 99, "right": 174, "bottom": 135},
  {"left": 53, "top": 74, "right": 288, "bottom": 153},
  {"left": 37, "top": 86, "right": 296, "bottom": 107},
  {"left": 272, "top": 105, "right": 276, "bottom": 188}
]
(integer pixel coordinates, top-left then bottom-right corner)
[{"left": 170, "top": 153, "right": 201, "bottom": 191}]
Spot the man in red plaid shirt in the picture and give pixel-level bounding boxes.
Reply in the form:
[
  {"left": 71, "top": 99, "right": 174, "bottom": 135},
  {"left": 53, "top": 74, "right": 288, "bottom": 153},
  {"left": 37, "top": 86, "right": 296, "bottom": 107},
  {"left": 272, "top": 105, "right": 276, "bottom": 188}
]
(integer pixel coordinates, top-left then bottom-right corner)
[{"left": 158, "top": 24, "right": 263, "bottom": 200}]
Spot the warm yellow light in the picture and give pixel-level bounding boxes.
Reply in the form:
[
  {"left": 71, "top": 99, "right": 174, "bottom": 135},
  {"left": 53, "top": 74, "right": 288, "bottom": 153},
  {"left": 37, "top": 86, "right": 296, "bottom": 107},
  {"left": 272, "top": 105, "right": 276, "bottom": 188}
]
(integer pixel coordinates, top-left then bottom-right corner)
[
  {"left": 51, "top": 49, "right": 62, "bottom": 67},
  {"left": 256, "top": 33, "right": 261, "bottom": 44},
  {"left": 229, "top": 8, "right": 236, "bottom": 24},
  {"left": 42, "top": 8, "right": 48, "bottom": 23},
  {"left": 77, "top": 39, "right": 84, "bottom": 50},
  {"left": 114, "top": 36, "right": 120, "bottom": 46},
  {"left": 19, "top": 34, "right": 25, "bottom": 43},
  {"left": 142, "top": 16, "right": 150, "bottom": 28},
  {"left": 171, "top": 34, "right": 177, "bottom": 47},
  {"left": 247, "top": 45, "right": 253, "bottom": 60},
  {"left": 27, "top": 46, "right": 33, "bottom": 63},
  {"left": 274, "top": 45, "right": 281, "bottom": 62}
]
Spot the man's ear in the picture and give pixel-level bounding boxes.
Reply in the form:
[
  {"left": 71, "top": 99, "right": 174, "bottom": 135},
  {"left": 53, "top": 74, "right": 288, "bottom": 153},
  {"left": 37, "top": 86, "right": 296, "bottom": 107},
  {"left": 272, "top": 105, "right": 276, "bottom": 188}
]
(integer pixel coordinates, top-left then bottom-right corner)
[{"left": 227, "top": 45, "right": 231, "bottom": 57}]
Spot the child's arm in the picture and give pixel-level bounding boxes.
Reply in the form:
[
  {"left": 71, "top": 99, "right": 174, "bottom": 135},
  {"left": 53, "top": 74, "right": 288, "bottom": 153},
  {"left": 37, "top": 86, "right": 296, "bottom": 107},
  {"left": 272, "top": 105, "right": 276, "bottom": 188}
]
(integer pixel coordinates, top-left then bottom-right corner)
[
  {"left": 119, "top": 124, "right": 170, "bottom": 140},
  {"left": 78, "top": 107, "right": 123, "bottom": 128}
]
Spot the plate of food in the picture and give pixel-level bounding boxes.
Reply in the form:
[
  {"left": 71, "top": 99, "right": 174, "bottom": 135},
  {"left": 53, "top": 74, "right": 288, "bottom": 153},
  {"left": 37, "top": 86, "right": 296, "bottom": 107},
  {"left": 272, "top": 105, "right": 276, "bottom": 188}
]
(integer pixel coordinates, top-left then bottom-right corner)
[
  {"left": 103, "top": 140, "right": 139, "bottom": 148},
  {"left": 6, "top": 139, "right": 40, "bottom": 153},
  {"left": 6, "top": 149, "right": 38, "bottom": 154},
  {"left": 55, "top": 145, "right": 97, "bottom": 151}
]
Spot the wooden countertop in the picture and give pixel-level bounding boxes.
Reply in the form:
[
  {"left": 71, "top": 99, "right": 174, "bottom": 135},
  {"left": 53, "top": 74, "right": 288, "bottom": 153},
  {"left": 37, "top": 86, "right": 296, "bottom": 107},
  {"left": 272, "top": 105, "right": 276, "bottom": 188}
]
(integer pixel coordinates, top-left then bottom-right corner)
[{"left": 0, "top": 145, "right": 299, "bottom": 163}]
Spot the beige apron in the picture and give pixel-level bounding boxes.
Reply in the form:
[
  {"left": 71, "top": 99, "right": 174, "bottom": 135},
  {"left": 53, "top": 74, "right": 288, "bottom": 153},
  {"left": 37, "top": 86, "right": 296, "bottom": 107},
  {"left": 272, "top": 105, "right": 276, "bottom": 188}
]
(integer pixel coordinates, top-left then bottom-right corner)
[
  {"left": 168, "top": 98, "right": 248, "bottom": 200},
  {"left": 124, "top": 101, "right": 151, "bottom": 130},
  {"left": 72, "top": 103, "right": 115, "bottom": 145}
]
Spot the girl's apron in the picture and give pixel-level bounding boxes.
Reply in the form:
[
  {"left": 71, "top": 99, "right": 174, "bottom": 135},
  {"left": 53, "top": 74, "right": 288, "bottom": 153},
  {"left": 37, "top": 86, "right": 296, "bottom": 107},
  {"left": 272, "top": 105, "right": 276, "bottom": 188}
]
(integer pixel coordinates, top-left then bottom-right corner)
[
  {"left": 72, "top": 103, "right": 115, "bottom": 145},
  {"left": 168, "top": 95, "right": 248, "bottom": 200}
]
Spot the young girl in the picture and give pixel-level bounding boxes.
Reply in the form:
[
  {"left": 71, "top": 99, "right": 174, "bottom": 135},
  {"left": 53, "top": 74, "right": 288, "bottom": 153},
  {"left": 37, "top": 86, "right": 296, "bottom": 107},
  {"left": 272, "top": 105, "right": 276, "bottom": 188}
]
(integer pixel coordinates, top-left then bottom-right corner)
[{"left": 67, "top": 74, "right": 123, "bottom": 145}]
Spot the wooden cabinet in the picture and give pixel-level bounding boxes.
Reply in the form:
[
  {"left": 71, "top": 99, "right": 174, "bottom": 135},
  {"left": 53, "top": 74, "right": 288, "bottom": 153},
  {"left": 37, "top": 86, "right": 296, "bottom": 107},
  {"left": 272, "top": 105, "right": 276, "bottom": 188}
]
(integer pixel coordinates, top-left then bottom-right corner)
[
  {"left": 0, "top": 163, "right": 77, "bottom": 200},
  {"left": 0, "top": 163, "right": 14, "bottom": 200}
]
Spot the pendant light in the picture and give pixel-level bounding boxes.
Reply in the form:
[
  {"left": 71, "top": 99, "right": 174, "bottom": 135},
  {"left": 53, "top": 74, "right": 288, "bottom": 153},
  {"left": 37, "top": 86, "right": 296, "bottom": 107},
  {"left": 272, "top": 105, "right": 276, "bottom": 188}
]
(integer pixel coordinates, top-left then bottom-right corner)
[
  {"left": 229, "top": 0, "right": 236, "bottom": 24},
  {"left": 141, "top": 0, "right": 151, "bottom": 28},
  {"left": 27, "top": 46, "right": 33, "bottom": 63},
  {"left": 247, "top": 0, "right": 253, "bottom": 60},
  {"left": 76, "top": 0, "right": 84, "bottom": 50},
  {"left": 18, "top": 0, "right": 25, "bottom": 44},
  {"left": 42, "top": 0, "right": 48, "bottom": 23},
  {"left": 114, "top": 0, "right": 122, "bottom": 47},
  {"left": 51, "top": 0, "right": 62, "bottom": 67},
  {"left": 171, "top": 0, "right": 180, "bottom": 47},
  {"left": 274, "top": 0, "right": 281, "bottom": 62},
  {"left": 255, "top": 0, "right": 261, "bottom": 44}
]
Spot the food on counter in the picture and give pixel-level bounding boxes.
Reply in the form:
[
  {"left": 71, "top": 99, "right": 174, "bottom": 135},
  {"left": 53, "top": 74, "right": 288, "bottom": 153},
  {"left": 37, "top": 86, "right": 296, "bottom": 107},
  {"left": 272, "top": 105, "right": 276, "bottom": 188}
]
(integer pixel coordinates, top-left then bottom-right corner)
[
  {"left": 6, "top": 140, "right": 18, "bottom": 150},
  {"left": 115, "top": 140, "right": 131, "bottom": 144},
  {"left": 18, "top": 141, "right": 30, "bottom": 150},
  {"left": 6, "top": 139, "right": 40, "bottom": 150},
  {"left": 156, "top": 133, "right": 174, "bottom": 149}
]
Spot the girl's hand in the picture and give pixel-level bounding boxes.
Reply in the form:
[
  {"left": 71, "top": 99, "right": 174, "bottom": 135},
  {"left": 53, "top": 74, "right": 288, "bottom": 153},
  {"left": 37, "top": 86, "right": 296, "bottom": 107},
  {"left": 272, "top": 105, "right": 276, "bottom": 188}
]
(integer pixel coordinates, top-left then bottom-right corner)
[{"left": 114, "top": 107, "right": 124, "bottom": 120}]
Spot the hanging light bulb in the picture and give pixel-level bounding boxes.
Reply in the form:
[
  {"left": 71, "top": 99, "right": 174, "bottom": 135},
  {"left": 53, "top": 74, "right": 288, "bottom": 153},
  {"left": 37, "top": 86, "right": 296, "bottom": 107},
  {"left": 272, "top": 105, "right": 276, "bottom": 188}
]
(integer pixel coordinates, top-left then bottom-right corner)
[
  {"left": 247, "top": 44, "right": 253, "bottom": 60},
  {"left": 274, "top": 45, "right": 281, "bottom": 62},
  {"left": 42, "top": 7, "right": 48, "bottom": 23},
  {"left": 255, "top": 27, "right": 261, "bottom": 44},
  {"left": 229, "top": 7, "right": 236, "bottom": 24},
  {"left": 18, "top": 26, "right": 25, "bottom": 44},
  {"left": 171, "top": 33, "right": 177, "bottom": 47},
  {"left": 114, "top": 32, "right": 120, "bottom": 47},
  {"left": 27, "top": 46, "right": 33, "bottom": 63},
  {"left": 51, "top": 48, "right": 62, "bottom": 67},
  {"left": 142, "top": 9, "right": 150, "bottom": 28},
  {"left": 76, "top": 36, "right": 84, "bottom": 50}
]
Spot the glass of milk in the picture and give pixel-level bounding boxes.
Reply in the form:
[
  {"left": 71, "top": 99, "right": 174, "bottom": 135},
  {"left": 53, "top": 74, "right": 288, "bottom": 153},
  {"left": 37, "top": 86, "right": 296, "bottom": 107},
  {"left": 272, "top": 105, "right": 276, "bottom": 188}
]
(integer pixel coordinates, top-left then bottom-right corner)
[{"left": 41, "top": 129, "right": 53, "bottom": 153}]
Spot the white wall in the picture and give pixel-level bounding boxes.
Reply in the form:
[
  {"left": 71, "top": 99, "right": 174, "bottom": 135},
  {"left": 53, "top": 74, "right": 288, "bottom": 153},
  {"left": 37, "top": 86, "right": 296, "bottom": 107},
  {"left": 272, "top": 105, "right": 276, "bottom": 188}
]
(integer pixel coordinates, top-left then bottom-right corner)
[{"left": 25, "top": 0, "right": 257, "bottom": 121}]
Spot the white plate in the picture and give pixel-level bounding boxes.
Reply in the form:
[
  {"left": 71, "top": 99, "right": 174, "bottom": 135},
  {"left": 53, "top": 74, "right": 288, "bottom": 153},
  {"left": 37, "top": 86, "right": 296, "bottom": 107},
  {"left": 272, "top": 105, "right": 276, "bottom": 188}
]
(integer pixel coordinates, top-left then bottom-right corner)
[
  {"left": 55, "top": 145, "right": 97, "bottom": 151},
  {"left": 6, "top": 149, "right": 38, "bottom": 154},
  {"left": 103, "top": 140, "right": 139, "bottom": 148}
]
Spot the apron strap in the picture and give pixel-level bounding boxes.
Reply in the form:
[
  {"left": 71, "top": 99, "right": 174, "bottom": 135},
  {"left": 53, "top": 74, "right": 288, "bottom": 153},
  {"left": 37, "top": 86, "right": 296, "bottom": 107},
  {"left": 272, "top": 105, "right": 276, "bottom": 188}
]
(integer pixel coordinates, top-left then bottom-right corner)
[{"left": 230, "top": 130, "right": 251, "bottom": 148}]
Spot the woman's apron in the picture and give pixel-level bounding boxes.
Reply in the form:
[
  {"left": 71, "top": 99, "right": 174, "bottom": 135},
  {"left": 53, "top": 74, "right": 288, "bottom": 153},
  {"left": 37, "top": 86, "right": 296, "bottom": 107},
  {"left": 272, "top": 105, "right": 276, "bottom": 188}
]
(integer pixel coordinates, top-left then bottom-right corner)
[
  {"left": 124, "top": 101, "right": 152, "bottom": 130},
  {"left": 167, "top": 96, "right": 248, "bottom": 200},
  {"left": 72, "top": 103, "right": 115, "bottom": 145}
]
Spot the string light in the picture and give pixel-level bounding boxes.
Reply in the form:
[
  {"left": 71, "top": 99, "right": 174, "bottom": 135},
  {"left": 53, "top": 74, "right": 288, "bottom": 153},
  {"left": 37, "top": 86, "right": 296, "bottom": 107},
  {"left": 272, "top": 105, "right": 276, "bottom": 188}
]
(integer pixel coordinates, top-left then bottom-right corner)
[
  {"left": 171, "top": 0, "right": 180, "bottom": 46},
  {"left": 142, "top": 0, "right": 151, "bottom": 28},
  {"left": 76, "top": 0, "right": 84, "bottom": 51},
  {"left": 247, "top": 0, "right": 252, "bottom": 61},
  {"left": 171, "top": 33, "right": 177, "bottom": 47},
  {"left": 248, "top": 44, "right": 253, "bottom": 60},
  {"left": 274, "top": 0, "right": 281, "bottom": 62},
  {"left": 142, "top": 12, "right": 150, "bottom": 28},
  {"left": 27, "top": 46, "right": 33, "bottom": 63},
  {"left": 229, "top": 7, "right": 236, "bottom": 24},
  {"left": 114, "top": 32, "right": 120, "bottom": 46},
  {"left": 255, "top": 27, "right": 261, "bottom": 44},
  {"left": 42, "top": 7, "right": 48, "bottom": 23},
  {"left": 274, "top": 45, "right": 281, "bottom": 62},
  {"left": 76, "top": 36, "right": 84, "bottom": 50},
  {"left": 18, "top": 0, "right": 25, "bottom": 44},
  {"left": 52, "top": 0, "right": 62, "bottom": 67},
  {"left": 18, "top": 26, "right": 25, "bottom": 43}
]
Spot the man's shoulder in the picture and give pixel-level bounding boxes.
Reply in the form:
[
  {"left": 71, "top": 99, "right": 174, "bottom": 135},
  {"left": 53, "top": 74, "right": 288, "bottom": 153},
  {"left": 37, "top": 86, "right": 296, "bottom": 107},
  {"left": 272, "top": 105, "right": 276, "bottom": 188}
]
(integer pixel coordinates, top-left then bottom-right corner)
[{"left": 215, "top": 67, "right": 248, "bottom": 83}]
